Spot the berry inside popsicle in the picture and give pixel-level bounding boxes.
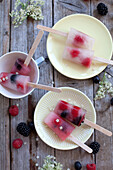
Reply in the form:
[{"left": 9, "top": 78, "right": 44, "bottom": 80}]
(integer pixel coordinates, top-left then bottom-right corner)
[
  {"left": 63, "top": 46, "right": 94, "bottom": 68},
  {"left": 44, "top": 111, "right": 75, "bottom": 141},
  {"left": 66, "top": 28, "right": 95, "bottom": 50},
  {"left": 0, "top": 72, "right": 30, "bottom": 94},
  {"left": 54, "top": 100, "right": 86, "bottom": 126},
  {"left": 11, "top": 58, "right": 31, "bottom": 75}
]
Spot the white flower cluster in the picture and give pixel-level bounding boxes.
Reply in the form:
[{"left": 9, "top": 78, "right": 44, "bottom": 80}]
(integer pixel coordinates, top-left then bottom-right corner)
[
  {"left": 95, "top": 73, "right": 113, "bottom": 100},
  {"left": 9, "top": 0, "right": 44, "bottom": 27},
  {"left": 38, "top": 155, "right": 63, "bottom": 170}
]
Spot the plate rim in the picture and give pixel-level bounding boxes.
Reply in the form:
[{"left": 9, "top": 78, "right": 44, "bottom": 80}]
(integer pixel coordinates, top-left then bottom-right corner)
[
  {"left": 46, "top": 14, "right": 113, "bottom": 79},
  {"left": 34, "top": 87, "right": 96, "bottom": 150}
]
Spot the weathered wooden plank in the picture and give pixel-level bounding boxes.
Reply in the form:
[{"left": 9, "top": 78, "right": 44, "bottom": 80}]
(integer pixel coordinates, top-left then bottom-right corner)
[
  {"left": 92, "top": 0, "right": 113, "bottom": 169},
  {"left": 0, "top": 0, "right": 10, "bottom": 170},
  {"left": 54, "top": 0, "right": 94, "bottom": 169},
  {"left": 10, "top": 0, "right": 30, "bottom": 170},
  {"left": 27, "top": 1, "right": 54, "bottom": 169}
]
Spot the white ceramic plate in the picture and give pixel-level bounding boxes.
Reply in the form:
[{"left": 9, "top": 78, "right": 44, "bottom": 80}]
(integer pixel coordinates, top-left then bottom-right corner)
[
  {"left": 47, "top": 14, "right": 113, "bottom": 79},
  {"left": 34, "top": 87, "right": 96, "bottom": 150}
]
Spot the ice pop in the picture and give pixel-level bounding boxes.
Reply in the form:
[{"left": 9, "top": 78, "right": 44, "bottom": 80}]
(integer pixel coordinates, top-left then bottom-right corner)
[
  {"left": 54, "top": 100, "right": 112, "bottom": 136},
  {"left": 0, "top": 72, "right": 30, "bottom": 94},
  {"left": 66, "top": 28, "right": 95, "bottom": 49},
  {"left": 44, "top": 111, "right": 93, "bottom": 153},
  {"left": 54, "top": 100, "right": 86, "bottom": 126},
  {"left": 44, "top": 111, "right": 75, "bottom": 141},
  {"left": 11, "top": 30, "right": 44, "bottom": 75},
  {"left": 63, "top": 46, "right": 94, "bottom": 68}
]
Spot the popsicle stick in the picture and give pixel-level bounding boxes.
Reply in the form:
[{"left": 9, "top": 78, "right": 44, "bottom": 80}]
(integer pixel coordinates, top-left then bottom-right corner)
[
  {"left": 69, "top": 135, "right": 92, "bottom": 153},
  {"left": 24, "top": 30, "right": 44, "bottom": 66},
  {"left": 93, "top": 56, "right": 113, "bottom": 65},
  {"left": 37, "top": 25, "right": 67, "bottom": 37},
  {"left": 84, "top": 119, "right": 112, "bottom": 137},
  {"left": 27, "top": 82, "right": 62, "bottom": 93}
]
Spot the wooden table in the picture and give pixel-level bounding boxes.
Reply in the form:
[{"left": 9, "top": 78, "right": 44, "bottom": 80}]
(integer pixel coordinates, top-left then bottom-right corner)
[{"left": 0, "top": 0, "right": 113, "bottom": 169}]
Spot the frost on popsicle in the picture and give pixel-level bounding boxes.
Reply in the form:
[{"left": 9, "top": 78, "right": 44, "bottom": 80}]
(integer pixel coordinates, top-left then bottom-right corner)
[
  {"left": 94, "top": 72, "right": 113, "bottom": 100},
  {"left": 9, "top": 0, "right": 44, "bottom": 27}
]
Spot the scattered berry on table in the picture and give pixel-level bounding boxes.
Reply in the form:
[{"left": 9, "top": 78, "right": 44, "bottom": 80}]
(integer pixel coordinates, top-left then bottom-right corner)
[
  {"left": 12, "top": 138, "right": 23, "bottom": 149},
  {"left": 17, "top": 122, "right": 31, "bottom": 137},
  {"left": 74, "top": 161, "right": 82, "bottom": 170},
  {"left": 9, "top": 105, "right": 19, "bottom": 116},
  {"left": 86, "top": 163, "right": 96, "bottom": 170},
  {"left": 28, "top": 121, "right": 34, "bottom": 129},
  {"left": 93, "top": 75, "right": 100, "bottom": 84},
  {"left": 97, "top": 3, "right": 108, "bottom": 16},
  {"left": 110, "top": 98, "right": 113, "bottom": 105},
  {"left": 89, "top": 141, "right": 100, "bottom": 154}
]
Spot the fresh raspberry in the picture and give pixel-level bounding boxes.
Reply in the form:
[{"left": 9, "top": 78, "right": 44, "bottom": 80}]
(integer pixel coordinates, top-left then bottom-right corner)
[
  {"left": 12, "top": 139, "right": 23, "bottom": 149},
  {"left": 71, "top": 106, "right": 80, "bottom": 117},
  {"left": 86, "top": 163, "right": 96, "bottom": 170},
  {"left": 9, "top": 105, "right": 19, "bottom": 116},
  {"left": 59, "top": 100, "right": 68, "bottom": 110},
  {"left": 82, "top": 58, "right": 91, "bottom": 67},
  {"left": 70, "top": 50, "right": 80, "bottom": 58},
  {"left": 74, "top": 35, "right": 84, "bottom": 44}
]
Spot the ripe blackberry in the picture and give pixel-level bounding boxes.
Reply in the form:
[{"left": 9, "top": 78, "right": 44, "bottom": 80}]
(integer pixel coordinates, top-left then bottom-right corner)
[
  {"left": 97, "top": 3, "right": 108, "bottom": 16},
  {"left": 110, "top": 98, "right": 113, "bottom": 105},
  {"left": 74, "top": 161, "right": 82, "bottom": 170},
  {"left": 90, "top": 142, "right": 100, "bottom": 154},
  {"left": 17, "top": 122, "right": 31, "bottom": 137},
  {"left": 93, "top": 76, "right": 100, "bottom": 84}
]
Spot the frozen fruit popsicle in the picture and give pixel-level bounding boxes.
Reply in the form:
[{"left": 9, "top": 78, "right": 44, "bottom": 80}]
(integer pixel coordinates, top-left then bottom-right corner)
[
  {"left": 44, "top": 111, "right": 93, "bottom": 153},
  {"left": 11, "top": 58, "right": 31, "bottom": 75},
  {"left": 66, "top": 28, "right": 95, "bottom": 49},
  {"left": 11, "top": 30, "right": 44, "bottom": 75},
  {"left": 0, "top": 72, "right": 30, "bottom": 94},
  {"left": 63, "top": 46, "right": 94, "bottom": 68},
  {"left": 44, "top": 111, "right": 75, "bottom": 141},
  {"left": 54, "top": 100, "right": 86, "bottom": 126},
  {"left": 54, "top": 100, "right": 112, "bottom": 137}
]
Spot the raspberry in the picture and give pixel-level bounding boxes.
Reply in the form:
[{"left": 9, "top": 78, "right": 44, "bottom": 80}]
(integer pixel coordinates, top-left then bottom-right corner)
[
  {"left": 12, "top": 139, "right": 23, "bottom": 149},
  {"left": 74, "top": 35, "right": 84, "bottom": 44},
  {"left": 82, "top": 58, "right": 91, "bottom": 67},
  {"left": 17, "top": 83, "right": 24, "bottom": 90},
  {"left": 17, "top": 122, "right": 31, "bottom": 137},
  {"left": 71, "top": 106, "right": 80, "bottom": 117},
  {"left": 70, "top": 50, "right": 80, "bottom": 58},
  {"left": 89, "top": 141, "right": 100, "bottom": 154},
  {"left": 59, "top": 100, "right": 68, "bottom": 110},
  {"left": 54, "top": 118, "right": 61, "bottom": 125},
  {"left": 9, "top": 105, "right": 19, "bottom": 116},
  {"left": 86, "top": 164, "right": 96, "bottom": 170}
]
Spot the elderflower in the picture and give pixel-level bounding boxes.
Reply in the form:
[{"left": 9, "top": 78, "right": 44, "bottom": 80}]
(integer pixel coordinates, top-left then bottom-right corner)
[
  {"left": 39, "top": 155, "right": 63, "bottom": 170},
  {"left": 9, "top": 0, "right": 44, "bottom": 27},
  {"left": 94, "top": 72, "right": 113, "bottom": 100}
]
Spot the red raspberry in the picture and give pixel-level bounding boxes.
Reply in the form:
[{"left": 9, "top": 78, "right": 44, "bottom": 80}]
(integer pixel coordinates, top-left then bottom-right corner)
[
  {"left": 12, "top": 139, "right": 23, "bottom": 149},
  {"left": 54, "top": 118, "right": 61, "bottom": 125},
  {"left": 82, "top": 57, "right": 91, "bottom": 67},
  {"left": 70, "top": 49, "right": 80, "bottom": 58},
  {"left": 71, "top": 106, "right": 80, "bottom": 117},
  {"left": 17, "top": 83, "right": 24, "bottom": 90},
  {"left": 59, "top": 100, "right": 68, "bottom": 110},
  {"left": 86, "top": 164, "right": 96, "bottom": 170},
  {"left": 74, "top": 35, "right": 84, "bottom": 44},
  {"left": 9, "top": 105, "right": 19, "bottom": 116}
]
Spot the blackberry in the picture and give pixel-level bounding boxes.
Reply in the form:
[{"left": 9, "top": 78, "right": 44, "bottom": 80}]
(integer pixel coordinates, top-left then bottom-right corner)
[
  {"left": 28, "top": 121, "right": 34, "bottom": 129},
  {"left": 10, "top": 75, "right": 18, "bottom": 83},
  {"left": 74, "top": 161, "right": 82, "bottom": 170},
  {"left": 61, "top": 110, "right": 69, "bottom": 118},
  {"left": 110, "top": 98, "right": 113, "bottom": 105},
  {"left": 93, "top": 76, "right": 100, "bottom": 84},
  {"left": 17, "top": 122, "right": 31, "bottom": 137},
  {"left": 97, "top": 3, "right": 108, "bottom": 16},
  {"left": 90, "top": 141, "right": 100, "bottom": 154}
]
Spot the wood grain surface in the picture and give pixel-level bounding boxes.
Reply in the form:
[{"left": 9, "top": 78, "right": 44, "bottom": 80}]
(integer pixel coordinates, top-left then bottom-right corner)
[{"left": 0, "top": 0, "right": 112, "bottom": 170}]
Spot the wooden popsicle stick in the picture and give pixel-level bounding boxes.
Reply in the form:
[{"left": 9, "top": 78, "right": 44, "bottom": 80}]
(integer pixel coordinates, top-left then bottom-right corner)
[
  {"left": 24, "top": 30, "right": 44, "bottom": 66},
  {"left": 84, "top": 119, "right": 112, "bottom": 137},
  {"left": 93, "top": 56, "right": 113, "bottom": 65},
  {"left": 69, "top": 135, "right": 92, "bottom": 153},
  {"left": 27, "top": 82, "right": 62, "bottom": 93},
  {"left": 37, "top": 25, "right": 67, "bottom": 37}
]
